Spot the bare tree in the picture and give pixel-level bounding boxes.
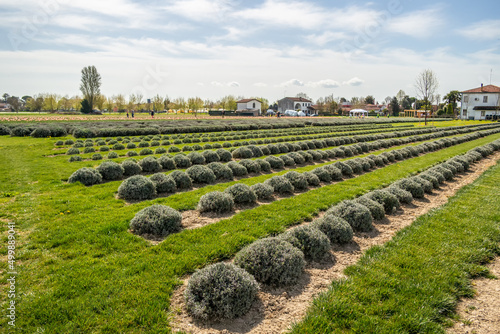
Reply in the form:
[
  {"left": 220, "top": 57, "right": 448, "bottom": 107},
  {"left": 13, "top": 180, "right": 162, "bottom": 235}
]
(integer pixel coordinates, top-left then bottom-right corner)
[
  {"left": 415, "top": 69, "right": 439, "bottom": 125},
  {"left": 79, "top": 65, "right": 102, "bottom": 111}
]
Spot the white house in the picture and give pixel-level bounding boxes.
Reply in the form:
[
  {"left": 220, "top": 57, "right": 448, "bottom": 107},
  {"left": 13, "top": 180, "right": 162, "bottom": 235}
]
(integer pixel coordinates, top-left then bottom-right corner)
[
  {"left": 460, "top": 84, "right": 500, "bottom": 120},
  {"left": 277, "top": 97, "right": 313, "bottom": 114},
  {"left": 236, "top": 99, "right": 262, "bottom": 115}
]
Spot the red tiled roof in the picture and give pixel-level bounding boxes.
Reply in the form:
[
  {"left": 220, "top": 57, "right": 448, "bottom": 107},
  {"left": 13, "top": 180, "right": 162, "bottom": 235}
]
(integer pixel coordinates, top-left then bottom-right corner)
[
  {"left": 462, "top": 84, "right": 500, "bottom": 93},
  {"left": 282, "top": 97, "right": 312, "bottom": 103},
  {"left": 237, "top": 98, "right": 261, "bottom": 103}
]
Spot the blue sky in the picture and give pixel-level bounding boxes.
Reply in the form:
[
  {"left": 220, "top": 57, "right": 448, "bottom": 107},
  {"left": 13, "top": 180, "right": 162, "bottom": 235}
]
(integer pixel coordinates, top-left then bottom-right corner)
[{"left": 1, "top": 0, "right": 500, "bottom": 103}]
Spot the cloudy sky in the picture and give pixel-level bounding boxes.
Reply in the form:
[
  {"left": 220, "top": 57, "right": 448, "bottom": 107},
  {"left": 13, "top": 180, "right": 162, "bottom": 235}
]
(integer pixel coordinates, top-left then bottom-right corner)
[{"left": 1, "top": 0, "right": 499, "bottom": 103}]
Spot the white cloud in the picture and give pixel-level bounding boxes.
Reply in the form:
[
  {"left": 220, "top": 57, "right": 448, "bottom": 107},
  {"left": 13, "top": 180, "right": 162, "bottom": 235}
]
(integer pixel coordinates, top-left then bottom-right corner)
[
  {"left": 343, "top": 77, "right": 364, "bottom": 86},
  {"left": 210, "top": 81, "right": 240, "bottom": 87},
  {"left": 306, "top": 31, "right": 347, "bottom": 46},
  {"left": 280, "top": 78, "right": 304, "bottom": 87},
  {"left": 253, "top": 82, "right": 267, "bottom": 87},
  {"left": 164, "top": 0, "right": 232, "bottom": 21},
  {"left": 211, "top": 81, "right": 223, "bottom": 87},
  {"left": 228, "top": 81, "right": 240, "bottom": 87},
  {"left": 457, "top": 19, "right": 500, "bottom": 40},
  {"left": 307, "top": 79, "right": 340, "bottom": 88},
  {"left": 386, "top": 7, "right": 443, "bottom": 38}
]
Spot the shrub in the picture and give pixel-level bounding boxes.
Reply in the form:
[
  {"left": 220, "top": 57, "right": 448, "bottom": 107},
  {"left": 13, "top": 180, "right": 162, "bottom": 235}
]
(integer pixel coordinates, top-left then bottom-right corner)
[
  {"left": 323, "top": 165, "right": 343, "bottom": 181},
  {"left": 419, "top": 172, "right": 440, "bottom": 188},
  {"left": 186, "top": 165, "right": 216, "bottom": 184},
  {"left": 96, "top": 161, "right": 124, "bottom": 181},
  {"left": 325, "top": 200, "right": 373, "bottom": 232},
  {"left": 311, "top": 167, "right": 331, "bottom": 183},
  {"left": 127, "top": 151, "right": 138, "bottom": 157},
  {"left": 127, "top": 143, "right": 137, "bottom": 149},
  {"left": 288, "top": 152, "right": 306, "bottom": 164},
  {"left": 66, "top": 147, "right": 80, "bottom": 155},
  {"left": 155, "top": 147, "right": 167, "bottom": 154},
  {"left": 312, "top": 215, "right": 353, "bottom": 244},
  {"left": 423, "top": 169, "right": 446, "bottom": 184},
  {"left": 232, "top": 147, "right": 253, "bottom": 159},
  {"left": 138, "top": 141, "right": 150, "bottom": 148},
  {"left": 365, "top": 189, "right": 400, "bottom": 214},
  {"left": 355, "top": 196, "right": 385, "bottom": 220},
  {"left": 170, "top": 170, "right": 192, "bottom": 189},
  {"left": 185, "top": 263, "right": 258, "bottom": 320},
  {"left": 224, "top": 183, "right": 257, "bottom": 204},
  {"left": 303, "top": 171, "right": 321, "bottom": 186},
  {"left": 393, "top": 178, "right": 424, "bottom": 198},
  {"left": 68, "top": 155, "right": 82, "bottom": 162},
  {"left": 138, "top": 156, "right": 162, "bottom": 173},
  {"left": 283, "top": 171, "right": 308, "bottom": 191},
  {"left": 158, "top": 155, "right": 176, "bottom": 170},
  {"left": 100, "top": 145, "right": 110, "bottom": 152},
  {"left": 197, "top": 191, "right": 234, "bottom": 213},
  {"left": 149, "top": 173, "right": 176, "bottom": 193},
  {"left": 202, "top": 150, "right": 220, "bottom": 163},
  {"left": 173, "top": 154, "right": 192, "bottom": 168},
  {"left": 55, "top": 140, "right": 64, "bottom": 146},
  {"left": 91, "top": 153, "right": 103, "bottom": 160},
  {"left": 227, "top": 161, "right": 248, "bottom": 177},
  {"left": 84, "top": 147, "right": 96, "bottom": 154},
  {"left": 168, "top": 146, "right": 181, "bottom": 153},
  {"left": 117, "top": 175, "right": 156, "bottom": 200},
  {"left": 256, "top": 159, "right": 271, "bottom": 172},
  {"left": 280, "top": 225, "right": 330, "bottom": 261},
  {"left": 247, "top": 145, "right": 264, "bottom": 157},
  {"left": 30, "top": 127, "right": 52, "bottom": 138},
  {"left": 333, "top": 161, "right": 353, "bottom": 176},
  {"left": 207, "top": 162, "right": 233, "bottom": 180},
  {"left": 279, "top": 155, "right": 296, "bottom": 167},
  {"left": 64, "top": 139, "right": 74, "bottom": 145},
  {"left": 234, "top": 237, "right": 305, "bottom": 286},
  {"left": 68, "top": 167, "right": 102, "bottom": 186},
  {"left": 410, "top": 176, "right": 434, "bottom": 193},
  {"left": 122, "top": 159, "right": 142, "bottom": 176},
  {"left": 216, "top": 149, "right": 232, "bottom": 162},
  {"left": 298, "top": 151, "right": 314, "bottom": 162},
  {"left": 265, "top": 175, "right": 294, "bottom": 195},
  {"left": 139, "top": 148, "right": 153, "bottom": 156},
  {"left": 130, "top": 205, "right": 182, "bottom": 238},
  {"left": 386, "top": 186, "right": 413, "bottom": 204},
  {"left": 187, "top": 152, "right": 206, "bottom": 165},
  {"left": 265, "top": 156, "right": 285, "bottom": 169},
  {"left": 239, "top": 159, "right": 261, "bottom": 174},
  {"left": 112, "top": 143, "right": 125, "bottom": 150},
  {"left": 250, "top": 183, "right": 274, "bottom": 200},
  {"left": 345, "top": 159, "right": 363, "bottom": 174}
]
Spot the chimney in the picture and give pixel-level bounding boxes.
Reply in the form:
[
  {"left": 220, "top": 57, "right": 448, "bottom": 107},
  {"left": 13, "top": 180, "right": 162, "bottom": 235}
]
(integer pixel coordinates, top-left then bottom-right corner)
[{"left": 481, "top": 83, "right": 484, "bottom": 91}]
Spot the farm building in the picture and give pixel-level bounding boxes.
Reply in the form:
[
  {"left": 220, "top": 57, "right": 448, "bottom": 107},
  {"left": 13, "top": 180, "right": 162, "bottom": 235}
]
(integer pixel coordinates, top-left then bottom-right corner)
[
  {"left": 277, "top": 97, "right": 314, "bottom": 114},
  {"left": 460, "top": 84, "right": 500, "bottom": 120},
  {"left": 236, "top": 98, "right": 262, "bottom": 116}
]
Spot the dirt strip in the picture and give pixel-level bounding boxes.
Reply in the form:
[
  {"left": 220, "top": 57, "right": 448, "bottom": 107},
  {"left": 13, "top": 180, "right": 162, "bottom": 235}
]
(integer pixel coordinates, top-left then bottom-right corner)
[
  {"left": 169, "top": 152, "right": 500, "bottom": 334},
  {"left": 448, "top": 254, "right": 500, "bottom": 333}
]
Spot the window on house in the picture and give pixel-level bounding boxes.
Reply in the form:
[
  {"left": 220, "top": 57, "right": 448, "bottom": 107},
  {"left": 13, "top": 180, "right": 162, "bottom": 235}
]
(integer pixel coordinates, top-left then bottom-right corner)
[
  {"left": 253, "top": 103, "right": 255, "bottom": 108},
  {"left": 481, "top": 110, "right": 486, "bottom": 117},
  {"left": 483, "top": 96, "right": 488, "bottom": 103},
  {"left": 463, "top": 96, "right": 469, "bottom": 103},
  {"left": 463, "top": 109, "right": 467, "bottom": 116}
]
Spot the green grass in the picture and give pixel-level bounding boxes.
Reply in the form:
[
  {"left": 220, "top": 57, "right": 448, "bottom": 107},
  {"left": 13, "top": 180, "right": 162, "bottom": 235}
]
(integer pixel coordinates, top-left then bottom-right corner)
[
  {"left": 290, "top": 161, "right": 500, "bottom": 333},
  {"left": 0, "top": 131, "right": 498, "bottom": 333}
]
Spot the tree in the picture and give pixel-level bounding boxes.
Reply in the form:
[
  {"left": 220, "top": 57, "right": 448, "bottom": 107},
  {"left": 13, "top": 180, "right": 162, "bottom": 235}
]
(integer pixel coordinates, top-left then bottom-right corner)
[
  {"left": 384, "top": 96, "right": 392, "bottom": 105},
  {"left": 79, "top": 65, "right": 102, "bottom": 111},
  {"left": 340, "top": 97, "right": 347, "bottom": 103},
  {"left": 128, "top": 94, "right": 137, "bottom": 112},
  {"left": 43, "top": 94, "right": 59, "bottom": 112},
  {"left": 2, "top": 93, "right": 9, "bottom": 102},
  {"left": 443, "top": 90, "right": 461, "bottom": 118},
  {"left": 7, "top": 96, "right": 20, "bottom": 112},
  {"left": 364, "top": 95, "right": 375, "bottom": 105},
  {"left": 59, "top": 96, "right": 72, "bottom": 111},
  {"left": 401, "top": 96, "right": 413, "bottom": 110},
  {"left": 152, "top": 94, "right": 163, "bottom": 112},
  {"left": 221, "top": 95, "right": 236, "bottom": 111},
  {"left": 390, "top": 97, "right": 400, "bottom": 116},
  {"left": 296, "top": 92, "right": 311, "bottom": 100},
  {"left": 95, "top": 94, "right": 106, "bottom": 111},
  {"left": 414, "top": 69, "right": 439, "bottom": 125},
  {"left": 80, "top": 99, "right": 92, "bottom": 114},
  {"left": 105, "top": 96, "right": 114, "bottom": 113},
  {"left": 396, "top": 90, "right": 406, "bottom": 105},
  {"left": 114, "top": 94, "right": 125, "bottom": 112}
]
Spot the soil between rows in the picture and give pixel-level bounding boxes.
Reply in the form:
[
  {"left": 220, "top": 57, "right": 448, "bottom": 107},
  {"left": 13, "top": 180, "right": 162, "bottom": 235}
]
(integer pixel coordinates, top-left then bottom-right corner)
[{"left": 169, "top": 152, "right": 500, "bottom": 334}]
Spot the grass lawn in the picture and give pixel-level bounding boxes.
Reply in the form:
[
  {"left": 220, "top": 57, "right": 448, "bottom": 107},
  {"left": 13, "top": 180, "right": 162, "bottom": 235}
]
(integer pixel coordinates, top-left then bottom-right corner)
[
  {"left": 0, "top": 131, "right": 498, "bottom": 333},
  {"left": 291, "top": 160, "right": 500, "bottom": 333}
]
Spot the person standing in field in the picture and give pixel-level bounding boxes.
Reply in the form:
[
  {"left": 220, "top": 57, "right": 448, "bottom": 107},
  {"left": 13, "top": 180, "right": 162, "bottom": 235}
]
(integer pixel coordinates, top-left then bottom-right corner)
[{"left": 131, "top": 110, "right": 135, "bottom": 118}]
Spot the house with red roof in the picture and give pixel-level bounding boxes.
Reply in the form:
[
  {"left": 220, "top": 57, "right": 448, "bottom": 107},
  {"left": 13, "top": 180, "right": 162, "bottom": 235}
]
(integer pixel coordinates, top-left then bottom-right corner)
[
  {"left": 236, "top": 98, "right": 262, "bottom": 115},
  {"left": 460, "top": 84, "right": 500, "bottom": 120}
]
